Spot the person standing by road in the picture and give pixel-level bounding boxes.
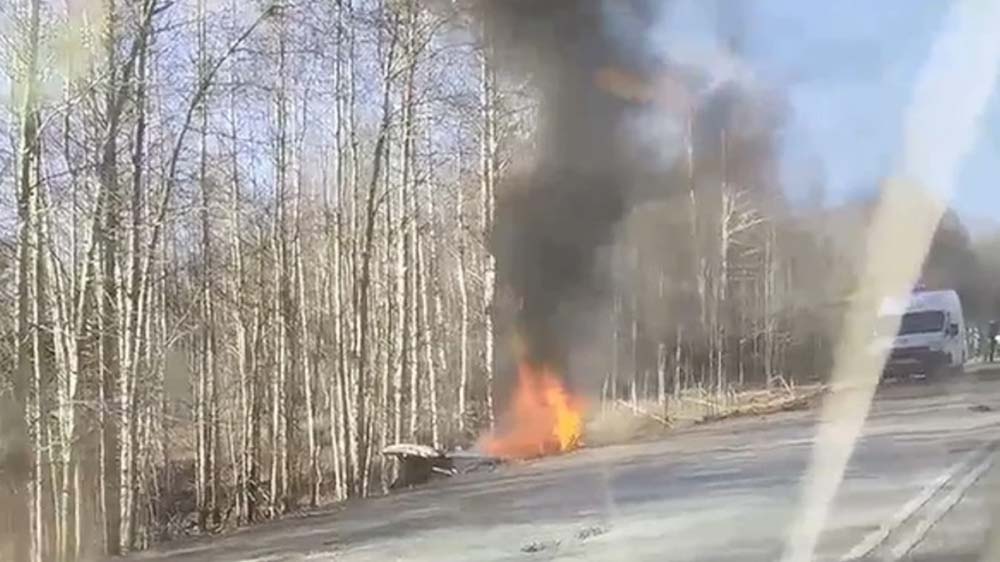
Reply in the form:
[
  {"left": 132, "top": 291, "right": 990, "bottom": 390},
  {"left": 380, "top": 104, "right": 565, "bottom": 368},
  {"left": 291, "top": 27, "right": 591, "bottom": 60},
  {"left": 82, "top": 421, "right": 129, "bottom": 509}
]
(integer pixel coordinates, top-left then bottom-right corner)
[{"left": 989, "top": 320, "right": 999, "bottom": 362}]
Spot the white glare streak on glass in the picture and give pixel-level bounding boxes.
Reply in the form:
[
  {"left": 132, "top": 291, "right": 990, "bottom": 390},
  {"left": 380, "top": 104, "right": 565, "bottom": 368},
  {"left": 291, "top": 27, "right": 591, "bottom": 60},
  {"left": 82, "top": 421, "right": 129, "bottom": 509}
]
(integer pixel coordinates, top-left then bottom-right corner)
[{"left": 781, "top": 1, "right": 1000, "bottom": 561}]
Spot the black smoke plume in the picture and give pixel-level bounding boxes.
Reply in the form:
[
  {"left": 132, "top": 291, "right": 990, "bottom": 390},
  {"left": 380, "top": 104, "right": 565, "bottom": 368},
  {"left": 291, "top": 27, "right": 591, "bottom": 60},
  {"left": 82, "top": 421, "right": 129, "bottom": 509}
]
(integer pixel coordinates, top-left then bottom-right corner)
[
  {"left": 474, "top": 0, "right": 778, "bottom": 403},
  {"left": 483, "top": 0, "right": 669, "bottom": 370}
]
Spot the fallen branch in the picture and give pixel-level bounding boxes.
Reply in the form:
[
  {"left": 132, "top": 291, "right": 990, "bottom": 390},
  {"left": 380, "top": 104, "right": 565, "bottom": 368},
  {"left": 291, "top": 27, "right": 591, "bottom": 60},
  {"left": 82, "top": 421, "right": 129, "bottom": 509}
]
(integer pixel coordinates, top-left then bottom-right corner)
[{"left": 700, "top": 386, "right": 827, "bottom": 423}]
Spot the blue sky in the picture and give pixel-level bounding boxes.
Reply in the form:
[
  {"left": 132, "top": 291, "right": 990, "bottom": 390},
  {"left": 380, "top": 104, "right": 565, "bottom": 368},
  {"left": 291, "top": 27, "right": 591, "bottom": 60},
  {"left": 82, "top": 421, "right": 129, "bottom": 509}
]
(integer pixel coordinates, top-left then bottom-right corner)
[{"left": 652, "top": 0, "right": 1000, "bottom": 231}]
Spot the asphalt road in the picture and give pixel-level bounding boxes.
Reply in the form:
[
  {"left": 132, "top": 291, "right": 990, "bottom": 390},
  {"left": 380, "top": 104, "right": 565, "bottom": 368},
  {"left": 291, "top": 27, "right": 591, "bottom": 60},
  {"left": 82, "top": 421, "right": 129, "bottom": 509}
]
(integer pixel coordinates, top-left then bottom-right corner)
[{"left": 128, "top": 365, "right": 1000, "bottom": 562}]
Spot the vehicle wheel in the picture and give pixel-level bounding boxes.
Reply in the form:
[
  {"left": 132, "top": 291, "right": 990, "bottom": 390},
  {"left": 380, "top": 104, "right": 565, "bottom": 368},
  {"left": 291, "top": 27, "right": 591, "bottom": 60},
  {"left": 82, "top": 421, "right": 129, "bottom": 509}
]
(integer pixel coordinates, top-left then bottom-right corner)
[
  {"left": 929, "top": 364, "right": 962, "bottom": 381},
  {"left": 924, "top": 364, "right": 948, "bottom": 382}
]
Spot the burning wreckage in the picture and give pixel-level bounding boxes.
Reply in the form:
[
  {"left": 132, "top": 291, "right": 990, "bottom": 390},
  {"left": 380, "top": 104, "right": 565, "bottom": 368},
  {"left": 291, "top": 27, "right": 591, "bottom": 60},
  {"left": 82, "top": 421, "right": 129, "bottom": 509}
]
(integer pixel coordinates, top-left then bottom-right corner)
[
  {"left": 386, "top": 0, "right": 771, "bottom": 488},
  {"left": 384, "top": 362, "right": 586, "bottom": 488}
]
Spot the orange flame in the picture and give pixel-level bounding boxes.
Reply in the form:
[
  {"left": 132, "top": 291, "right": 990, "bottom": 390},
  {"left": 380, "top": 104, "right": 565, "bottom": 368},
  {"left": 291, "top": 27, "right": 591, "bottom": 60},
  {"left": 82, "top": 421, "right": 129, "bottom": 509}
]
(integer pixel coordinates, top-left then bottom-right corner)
[{"left": 483, "top": 363, "right": 586, "bottom": 459}]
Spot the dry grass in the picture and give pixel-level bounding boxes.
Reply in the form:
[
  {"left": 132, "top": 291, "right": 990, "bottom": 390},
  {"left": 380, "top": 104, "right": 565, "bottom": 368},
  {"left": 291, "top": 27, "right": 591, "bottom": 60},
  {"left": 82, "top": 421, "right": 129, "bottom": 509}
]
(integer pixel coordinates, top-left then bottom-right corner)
[{"left": 584, "top": 383, "right": 826, "bottom": 448}]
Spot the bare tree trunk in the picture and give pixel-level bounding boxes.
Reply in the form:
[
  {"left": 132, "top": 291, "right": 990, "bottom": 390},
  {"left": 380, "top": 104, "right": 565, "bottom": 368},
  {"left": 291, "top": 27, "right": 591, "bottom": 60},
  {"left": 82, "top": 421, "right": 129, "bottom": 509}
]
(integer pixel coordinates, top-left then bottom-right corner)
[
  {"left": 328, "top": 0, "right": 348, "bottom": 501},
  {"left": 456, "top": 185, "right": 469, "bottom": 434},
  {"left": 392, "top": 87, "right": 407, "bottom": 446},
  {"left": 377, "top": 47, "right": 396, "bottom": 476},
  {"left": 29, "top": 119, "right": 51, "bottom": 562},
  {"left": 269, "top": 232, "right": 284, "bottom": 516},
  {"left": 416, "top": 203, "right": 434, "bottom": 445},
  {"left": 249, "top": 255, "right": 265, "bottom": 522},
  {"left": 99, "top": 0, "right": 123, "bottom": 552},
  {"left": 3, "top": 1, "right": 42, "bottom": 559},
  {"left": 45, "top": 173, "right": 78, "bottom": 562},
  {"left": 195, "top": 0, "right": 219, "bottom": 531},
  {"left": 716, "top": 130, "right": 731, "bottom": 397},
  {"left": 686, "top": 114, "right": 707, "bottom": 394},
  {"left": 401, "top": 3, "right": 420, "bottom": 443},
  {"left": 120, "top": 17, "right": 153, "bottom": 547},
  {"left": 268, "top": 63, "right": 289, "bottom": 512},
  {"left": 425, "top": 190, "right": 442, "bottom": 449},
  {"left": 355, "top": 13, "right": 399, "bottom": 494},
  {"left": 611, "top": 291, "right": 620, "bottom": 403},
  {"left": 656, "top": 342, "right": 667, "bottom": 415},
  {"left": 763, "top": 225, "right": 776, "bottom": 388},
  {"left": 47, "top": 117, "right": 79, "bottom": 560},
  {"left": 293, "top": 95, "right": 320, "bottom": 507},
  {"left": 344, "top": 0, "right": 361, "bottom": 495},
  {"left": 674, "top": 328, "right": 683, "bottom": 399},
  {"left": 479, "top": 38, "right": 497, "bottom": 427},
  {"left": 630, "top": 256, "right": 639, "bottom": 403},
  {"left": 224, "top": 7, "right": 253, "bottom": 520}
]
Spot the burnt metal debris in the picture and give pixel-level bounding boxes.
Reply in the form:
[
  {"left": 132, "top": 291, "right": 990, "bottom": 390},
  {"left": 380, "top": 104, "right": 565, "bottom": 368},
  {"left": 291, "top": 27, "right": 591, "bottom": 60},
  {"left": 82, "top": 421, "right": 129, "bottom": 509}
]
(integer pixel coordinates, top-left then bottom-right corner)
[{"left": 382, "top": 444, "right": 502, "bottom": 489}]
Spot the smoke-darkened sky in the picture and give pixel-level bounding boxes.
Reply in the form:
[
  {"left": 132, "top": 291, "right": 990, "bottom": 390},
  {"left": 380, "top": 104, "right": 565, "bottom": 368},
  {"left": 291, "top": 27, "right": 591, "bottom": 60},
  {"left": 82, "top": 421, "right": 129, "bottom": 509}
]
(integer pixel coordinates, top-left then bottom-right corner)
[{"left": 652, "top": 0, "right": 1000, "bottom": 229}]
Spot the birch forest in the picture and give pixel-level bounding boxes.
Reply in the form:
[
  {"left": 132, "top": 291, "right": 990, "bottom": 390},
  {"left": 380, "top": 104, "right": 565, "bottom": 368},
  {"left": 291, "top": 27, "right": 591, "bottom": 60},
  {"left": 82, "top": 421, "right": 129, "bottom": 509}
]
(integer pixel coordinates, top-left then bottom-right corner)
[{"left": 2, "top": 1, "right": 999, "bottom": 561}]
